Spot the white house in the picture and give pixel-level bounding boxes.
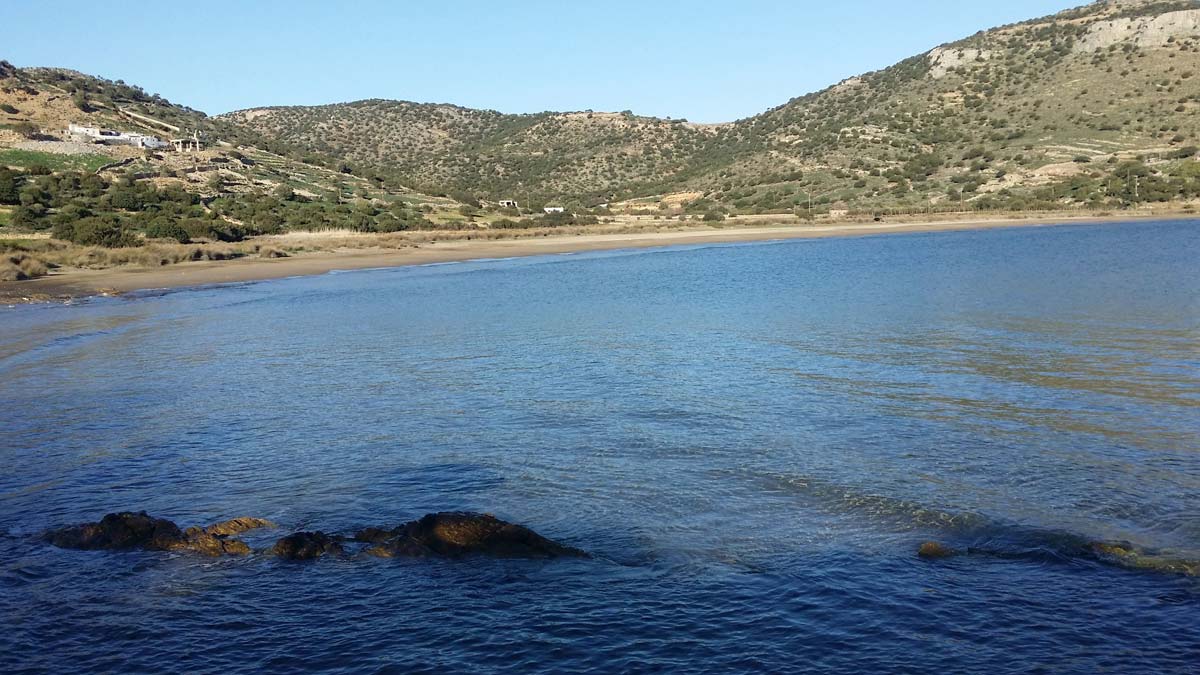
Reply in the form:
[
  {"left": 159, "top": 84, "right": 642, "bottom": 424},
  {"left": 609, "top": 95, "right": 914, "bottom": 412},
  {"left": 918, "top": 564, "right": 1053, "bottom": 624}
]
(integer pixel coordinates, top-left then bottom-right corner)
[
  {"left": 68, "top": 122, "right": 167, "bottom": 149},
  {"left": 497, "top": 199, "right": 519, "bottom": 208},
  {"left": 543, "top": 206, "right": 565, "bottom": 214}
]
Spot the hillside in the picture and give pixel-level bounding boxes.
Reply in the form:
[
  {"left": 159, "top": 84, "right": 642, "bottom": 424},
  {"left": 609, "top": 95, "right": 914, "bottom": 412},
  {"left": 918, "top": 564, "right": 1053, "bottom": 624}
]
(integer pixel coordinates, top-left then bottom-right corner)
[
  {"left": 219, "top": 0, "right": 1200, "bottom": 213},
  {"left": 222, "top": 101, "right": 724, "bottom": 207},
  {"left": 0, "top": 63, "right": 471, "bottom": 245}
]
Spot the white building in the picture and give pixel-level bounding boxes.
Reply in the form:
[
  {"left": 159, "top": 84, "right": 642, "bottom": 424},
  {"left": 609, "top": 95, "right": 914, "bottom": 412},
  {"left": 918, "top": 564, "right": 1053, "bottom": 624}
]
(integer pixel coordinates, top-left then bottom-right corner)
[
  {"left": 68, "top": 122, "right": 167, "bottom": 149},
  {"left": 497, "top": 199, "right": 519, "bottom": 208},
  {"left": 543, "top": 206, "right": 565, "bottom": 214}
]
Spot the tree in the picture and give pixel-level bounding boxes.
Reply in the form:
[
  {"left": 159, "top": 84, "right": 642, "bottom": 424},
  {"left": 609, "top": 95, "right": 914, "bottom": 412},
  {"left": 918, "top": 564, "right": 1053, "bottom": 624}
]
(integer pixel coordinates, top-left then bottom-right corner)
[{"left": 0, "top": 168, "right": 19, "bottom": 205}]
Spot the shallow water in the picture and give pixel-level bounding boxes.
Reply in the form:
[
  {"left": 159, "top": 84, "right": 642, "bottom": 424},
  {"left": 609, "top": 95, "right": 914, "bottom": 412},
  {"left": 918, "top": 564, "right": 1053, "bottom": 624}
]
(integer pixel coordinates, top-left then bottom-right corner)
[{"left": 2, "top": 220, "right": 1199, "bottom": 673}]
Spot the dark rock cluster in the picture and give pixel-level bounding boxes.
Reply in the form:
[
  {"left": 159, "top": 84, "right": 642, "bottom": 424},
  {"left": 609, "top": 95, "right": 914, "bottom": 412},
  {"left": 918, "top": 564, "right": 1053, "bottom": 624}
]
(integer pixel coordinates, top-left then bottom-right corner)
[
  {"left": 354, "top": 512, "right": 590, "bottom": 560},
  {"left": 43, "top": 511, "right": 275, "bottom": 557},
  {"left": 45, "top": 511, "right": 588, "bottom": 562}
]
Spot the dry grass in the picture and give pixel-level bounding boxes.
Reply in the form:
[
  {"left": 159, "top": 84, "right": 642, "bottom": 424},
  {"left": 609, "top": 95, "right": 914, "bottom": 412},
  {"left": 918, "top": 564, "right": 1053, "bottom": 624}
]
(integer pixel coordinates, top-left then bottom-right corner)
[
  {"left": 0, "top": 252, "right": 51, "bottom": 280},
  {"left": 0, "top": 237, "right": 256, "bottom": 272}
]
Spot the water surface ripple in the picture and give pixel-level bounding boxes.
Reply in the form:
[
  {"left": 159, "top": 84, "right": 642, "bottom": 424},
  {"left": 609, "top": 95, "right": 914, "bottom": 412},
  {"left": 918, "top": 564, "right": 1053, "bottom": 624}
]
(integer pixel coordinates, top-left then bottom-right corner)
[{"left": 2, "top": 221, "right": 1199, "bottom": 673}]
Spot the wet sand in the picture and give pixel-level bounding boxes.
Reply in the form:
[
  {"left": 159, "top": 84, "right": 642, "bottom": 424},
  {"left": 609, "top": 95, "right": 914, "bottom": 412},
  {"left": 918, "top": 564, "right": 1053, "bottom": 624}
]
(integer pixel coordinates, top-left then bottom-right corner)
[{"left": 2, "top": 213, "right": 1193, "bottom": 303}]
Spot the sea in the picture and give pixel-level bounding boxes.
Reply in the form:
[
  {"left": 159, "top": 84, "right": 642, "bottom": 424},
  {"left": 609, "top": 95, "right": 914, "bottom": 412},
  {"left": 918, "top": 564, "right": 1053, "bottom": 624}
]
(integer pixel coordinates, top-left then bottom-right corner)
[{"left": 1, "top": 219, "right": 1198, "bottom": 673}]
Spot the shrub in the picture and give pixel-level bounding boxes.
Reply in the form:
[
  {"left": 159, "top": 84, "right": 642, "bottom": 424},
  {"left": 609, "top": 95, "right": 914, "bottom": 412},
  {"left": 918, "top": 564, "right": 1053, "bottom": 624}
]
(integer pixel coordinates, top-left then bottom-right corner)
[
  {"left": 182, "top": 219, "right": 246, "bottom": 242},
  {"left": 144, "top": 220, "right": 191, "bottom": 243},
  {"left": 11, "top": 121, "right": 39, "bottom": 140},
  {"left": 54, "top": 217, "right": 138, "bottom": 247},
  {"left": 702, "top": 211, "right": 726, "bottom": 222},
  {"left": 0, "top": 103, "right": 18, "bottom": 114},
  {"left": 0, "top": 168, "right": 19, "bottom": 204}
]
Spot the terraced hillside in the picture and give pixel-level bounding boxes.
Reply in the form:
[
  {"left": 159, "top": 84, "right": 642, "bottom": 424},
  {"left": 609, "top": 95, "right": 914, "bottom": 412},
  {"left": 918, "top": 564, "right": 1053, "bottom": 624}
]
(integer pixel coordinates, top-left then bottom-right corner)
[
  {"left": 0, "top": 63, "right": 464, "bottom": 220},
  {"left": 221, "top": 0, "right": 1200, "bottom": 213}
]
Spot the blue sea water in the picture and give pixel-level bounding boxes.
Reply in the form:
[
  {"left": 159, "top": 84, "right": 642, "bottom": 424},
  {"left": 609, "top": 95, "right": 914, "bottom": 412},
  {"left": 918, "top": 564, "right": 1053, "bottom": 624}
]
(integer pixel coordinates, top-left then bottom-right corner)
[{"left": 1, "top": 220, "right": 1198, "bottom": 673}]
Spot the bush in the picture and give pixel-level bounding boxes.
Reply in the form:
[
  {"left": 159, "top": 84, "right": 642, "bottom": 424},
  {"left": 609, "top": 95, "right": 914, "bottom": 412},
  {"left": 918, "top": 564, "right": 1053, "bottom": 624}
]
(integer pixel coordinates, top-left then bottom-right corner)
[
  {"left": 12, "top": 121, "right": 38, "bottom": 139},
  {"left": 0, "top": 103, "right": 18, "bottom": 114},
  {"left": 182, "top": 219, "right": 245, "bottom": 242},
  {"left": 54, "top": 217, "right": 138, "bottom": 247},
  {"left": 11, "top": 204, "right": 46, "bottom": 228},
  {"left": 0, "top": 168, "right": 19, "bottom": 204},
  {"left": 702, "top": 211, "right": 726, "bottom": 222},
  {"left": 144, "top": 220, "right": 191, "bottom": 243}
]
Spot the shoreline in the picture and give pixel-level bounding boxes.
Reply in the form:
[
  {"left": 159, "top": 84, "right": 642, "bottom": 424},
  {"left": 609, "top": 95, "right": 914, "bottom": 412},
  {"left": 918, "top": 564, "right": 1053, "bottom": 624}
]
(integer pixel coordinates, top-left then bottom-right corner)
[{"left": 2, "top": 212, "right": 1194, "bottom": 304}]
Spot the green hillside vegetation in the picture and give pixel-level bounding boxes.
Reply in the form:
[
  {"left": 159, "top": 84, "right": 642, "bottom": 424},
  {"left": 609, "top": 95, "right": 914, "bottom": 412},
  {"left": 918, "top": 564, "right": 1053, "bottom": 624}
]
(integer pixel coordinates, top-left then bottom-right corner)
[{"left": 219, "top": 0, "right": 1200, "bottom": 214}]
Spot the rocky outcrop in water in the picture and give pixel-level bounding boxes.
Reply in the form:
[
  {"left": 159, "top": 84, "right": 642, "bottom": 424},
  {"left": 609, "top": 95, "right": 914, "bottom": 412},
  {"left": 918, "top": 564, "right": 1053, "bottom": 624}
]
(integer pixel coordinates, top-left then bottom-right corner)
[
  {"left": 43, "top": 511, "right": 274, "bottom": 556},
  {"left": 271, "top": 531, "right": 345, "bottom": 560},
  {"left": 201, "top": 517, "right": 277, "bottom": 537},
  {"left": 46, "top": 511, "right": 587, "bottom": 562},
  {"left": 355, "top": 512, "right": 589, "bottom": 559},
  {"left": 917, "top": 541, "right": 957, "bottom": 560}
]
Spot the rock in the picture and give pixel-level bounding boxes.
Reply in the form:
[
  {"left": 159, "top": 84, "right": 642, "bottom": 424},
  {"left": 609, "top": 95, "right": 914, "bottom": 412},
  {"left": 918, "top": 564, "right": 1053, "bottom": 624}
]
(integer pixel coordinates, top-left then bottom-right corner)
[
  {"left": 352, "top": 527, "right": 394, "bottom": 544},
  {"left": 363, "top": 512, "right": 588, "bottom": 559},
  {"left": 46, "top": 511, "right": 185, "bottom": 551},
  {"left": 203, "top": 517, "right": 276, "bottom": 537},
  {"left": 177, "top": 530, "right": 252, "bottom": 556},
  {"left": 272, "top": 531, "right": 344, "bottom": 560},
  {"left": 918, "top": 541, "right": 957, "bottom": 560},
  {"left": 44, "top": 511, "right": 254, "bottom": 557},
  {"left": 364, "top": 538, "right": 433, "bottom": 558}
]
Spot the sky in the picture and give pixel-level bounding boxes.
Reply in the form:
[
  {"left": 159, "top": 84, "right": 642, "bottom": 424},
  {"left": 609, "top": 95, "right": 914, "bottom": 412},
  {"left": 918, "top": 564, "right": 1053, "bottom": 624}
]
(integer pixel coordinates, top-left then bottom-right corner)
[{"left": 6, "top": 0, "right": 1082, "bottom": 123}]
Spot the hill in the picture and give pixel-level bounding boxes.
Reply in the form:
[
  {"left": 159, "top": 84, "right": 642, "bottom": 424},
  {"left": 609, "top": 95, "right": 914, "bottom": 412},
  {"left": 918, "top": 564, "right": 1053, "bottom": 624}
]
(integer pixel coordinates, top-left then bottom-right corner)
[
  {"left": 219, "top": 0, "right": 1200, "bottom": 214},
  {"left": 0, "top": 63, "right": 473, "bottom": 254},
  {"left": 222, "top": 101, "right": 725, "bottom": 208}
]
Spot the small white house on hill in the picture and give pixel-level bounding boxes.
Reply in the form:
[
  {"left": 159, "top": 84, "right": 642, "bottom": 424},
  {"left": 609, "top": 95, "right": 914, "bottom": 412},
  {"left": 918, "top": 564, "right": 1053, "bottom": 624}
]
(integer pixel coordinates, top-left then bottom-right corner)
[
  {"left": 543, "top": 206, "right": 565, "bottom": 214},
  {"left": 68, "top": 122, "right": 167, "bottom": 149}
]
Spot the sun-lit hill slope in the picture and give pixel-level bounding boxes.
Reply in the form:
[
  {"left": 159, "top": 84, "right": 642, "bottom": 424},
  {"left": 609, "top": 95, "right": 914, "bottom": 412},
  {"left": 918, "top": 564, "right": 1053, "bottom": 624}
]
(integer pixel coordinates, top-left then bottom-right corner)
[
  {"left": 221, "top": 100, "right": 726, "bottom": 206},
  {"left": 220, "top": 0, "right": 1200, "bottom": 213},
  {"left": 0, "top": 63, "right": 459, "bottom": 211}
]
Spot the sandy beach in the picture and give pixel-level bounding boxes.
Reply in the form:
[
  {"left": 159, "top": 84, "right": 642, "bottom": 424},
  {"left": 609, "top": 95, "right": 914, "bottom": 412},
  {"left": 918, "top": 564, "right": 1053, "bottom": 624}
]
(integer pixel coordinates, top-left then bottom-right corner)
[{"left": 2, "top": 213, "right": 1193, "bottom": 303}]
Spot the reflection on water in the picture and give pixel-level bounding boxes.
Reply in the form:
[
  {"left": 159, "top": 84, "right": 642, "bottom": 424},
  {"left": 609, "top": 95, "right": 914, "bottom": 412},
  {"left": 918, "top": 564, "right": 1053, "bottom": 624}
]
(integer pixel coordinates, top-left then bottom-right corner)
[{"left": 1, "top": 220, "right": 1199, "bottom": 673}]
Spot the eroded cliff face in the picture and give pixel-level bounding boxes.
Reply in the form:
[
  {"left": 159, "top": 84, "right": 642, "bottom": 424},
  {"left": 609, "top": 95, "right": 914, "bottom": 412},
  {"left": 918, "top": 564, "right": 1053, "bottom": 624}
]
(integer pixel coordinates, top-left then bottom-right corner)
[{"left": 1077, "top": 9, "right": 1200, "bottom": 51}]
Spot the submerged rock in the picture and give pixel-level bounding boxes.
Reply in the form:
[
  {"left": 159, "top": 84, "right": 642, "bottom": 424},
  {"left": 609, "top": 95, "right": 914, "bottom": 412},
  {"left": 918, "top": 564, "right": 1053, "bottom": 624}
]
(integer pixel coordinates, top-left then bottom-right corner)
[
  {"left": 917, "top": 541, "right": 957, "bottom": 560},
  {"left": 359, "top": 512, "right": 588, "bottom": 559},
  {"left": 44, "top": 511, "right": 255, "bottom": 557},
  {"left": 1089, "top": 541, "right": 1199, "bottom": 576},
  {"left": 201, "top": 517, "right": 276, "bottom": 537},
  {"left": 272, "top": 531, "right": 344, "bottom": 560}
]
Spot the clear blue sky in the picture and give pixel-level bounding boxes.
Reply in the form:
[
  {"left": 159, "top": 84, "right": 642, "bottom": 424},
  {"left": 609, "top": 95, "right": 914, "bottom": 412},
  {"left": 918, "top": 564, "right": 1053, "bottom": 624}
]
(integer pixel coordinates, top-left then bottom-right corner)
[{"left": 6, "top": 0, "right": 1080, "bottom": 122}]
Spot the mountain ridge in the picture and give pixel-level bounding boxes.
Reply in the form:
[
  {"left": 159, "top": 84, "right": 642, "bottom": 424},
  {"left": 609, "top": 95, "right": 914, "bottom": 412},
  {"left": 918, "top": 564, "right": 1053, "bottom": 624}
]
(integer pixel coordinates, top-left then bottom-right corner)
[{"left": 214, "top": 0, "right": 1200, "bottom": 211}]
